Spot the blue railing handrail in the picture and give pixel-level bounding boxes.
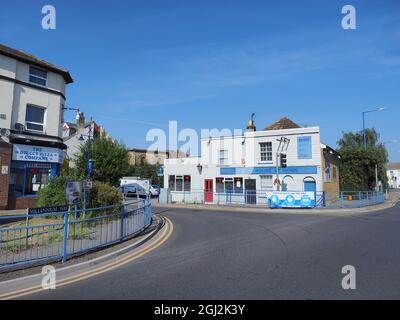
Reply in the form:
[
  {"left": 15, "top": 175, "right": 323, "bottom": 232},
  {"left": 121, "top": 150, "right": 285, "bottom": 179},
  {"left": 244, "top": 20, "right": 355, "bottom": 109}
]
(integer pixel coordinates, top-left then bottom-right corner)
[{"left": 0, "top": 199, "right": 153, "bottom": 271}]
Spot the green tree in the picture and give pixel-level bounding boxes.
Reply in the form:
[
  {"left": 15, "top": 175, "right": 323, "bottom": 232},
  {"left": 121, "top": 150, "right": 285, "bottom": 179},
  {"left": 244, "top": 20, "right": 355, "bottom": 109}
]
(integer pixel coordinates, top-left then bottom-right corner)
[
  {"left": 74, "top": 136, "right": 131, "bottom": 186},
  {"left": 338, "top": 128, "right": 388, "bottom": 191},
  {"left": 128, "top": 158, "right": 161, "bottom": 185}
]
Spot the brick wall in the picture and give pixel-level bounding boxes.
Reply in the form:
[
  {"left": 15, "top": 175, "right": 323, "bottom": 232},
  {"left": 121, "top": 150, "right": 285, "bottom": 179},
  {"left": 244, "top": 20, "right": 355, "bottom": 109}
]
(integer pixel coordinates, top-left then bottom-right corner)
[
  {"left": 0, "top": 141, "right": 12, "bottom": 210},
  {"left": 322, "top": 149, "right": 341, "bottom": 205},
  {"left": 7, "top": 196, "right": 38, "bottom": 210}
]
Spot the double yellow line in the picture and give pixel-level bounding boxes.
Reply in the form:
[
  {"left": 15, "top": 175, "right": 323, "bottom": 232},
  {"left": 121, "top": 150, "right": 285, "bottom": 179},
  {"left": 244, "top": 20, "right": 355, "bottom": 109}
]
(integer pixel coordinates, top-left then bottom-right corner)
[{"left": 0, "top": 217, "right": 173, "bottom": 300}]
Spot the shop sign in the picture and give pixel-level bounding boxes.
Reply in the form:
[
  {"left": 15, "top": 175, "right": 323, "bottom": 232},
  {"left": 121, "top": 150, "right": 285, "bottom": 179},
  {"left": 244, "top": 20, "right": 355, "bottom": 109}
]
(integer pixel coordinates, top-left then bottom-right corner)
[
  {"left": 12, "top": 144, "right": 64, "bottom": 164},
  {"left": 1, "top": 165, "right": 8, "bottom": 175}
]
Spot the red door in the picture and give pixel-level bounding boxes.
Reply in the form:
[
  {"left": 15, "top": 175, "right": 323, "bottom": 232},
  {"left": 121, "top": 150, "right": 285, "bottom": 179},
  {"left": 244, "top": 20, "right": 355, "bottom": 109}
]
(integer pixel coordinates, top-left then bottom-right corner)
[{"left": 204, "top": 179, "right": 213, "bottom": 203}]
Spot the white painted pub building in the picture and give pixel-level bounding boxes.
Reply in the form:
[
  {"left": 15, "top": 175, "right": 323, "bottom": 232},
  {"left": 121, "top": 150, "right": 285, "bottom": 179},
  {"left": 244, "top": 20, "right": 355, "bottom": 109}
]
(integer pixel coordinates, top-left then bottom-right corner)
[{"left": 163, "top": 117, "right": 341, "bottom": 207}]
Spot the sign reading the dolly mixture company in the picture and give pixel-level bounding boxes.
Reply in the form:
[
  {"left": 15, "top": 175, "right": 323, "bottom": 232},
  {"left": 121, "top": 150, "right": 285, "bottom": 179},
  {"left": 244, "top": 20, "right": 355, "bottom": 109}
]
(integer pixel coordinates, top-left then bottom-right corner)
[
  {"left": 12, "top": 144, "right": 64, "bottom": 164},
  {"left": 266, "top": 191, "right": 316, "bottom": 208}
]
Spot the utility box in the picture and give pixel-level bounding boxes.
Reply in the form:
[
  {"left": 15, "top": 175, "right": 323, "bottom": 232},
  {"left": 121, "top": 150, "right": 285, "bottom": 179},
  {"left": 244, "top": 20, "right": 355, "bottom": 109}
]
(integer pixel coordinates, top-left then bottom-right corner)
[{"left": 158, "top": 188, "right": 171, "bottom": 204}]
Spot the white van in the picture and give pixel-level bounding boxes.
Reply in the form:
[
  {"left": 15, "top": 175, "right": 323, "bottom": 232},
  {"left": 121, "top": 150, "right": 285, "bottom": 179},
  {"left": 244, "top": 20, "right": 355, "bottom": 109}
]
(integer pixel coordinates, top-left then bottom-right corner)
[{"left": 119, "top": 177, "right": 151, "bottom": 198}]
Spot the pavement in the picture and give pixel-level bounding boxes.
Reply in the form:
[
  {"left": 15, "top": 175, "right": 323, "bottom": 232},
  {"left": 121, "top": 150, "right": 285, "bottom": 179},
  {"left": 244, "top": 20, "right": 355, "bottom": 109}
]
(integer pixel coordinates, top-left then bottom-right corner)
[
  {"left": 6, "top": 200, "right": 400, "bottom": 300},
  {"left": 152, "top": 190, "right": 400, "bottom": 215},
  {"left": 0, "top": 215, "right": 173, "bottom": 299}
]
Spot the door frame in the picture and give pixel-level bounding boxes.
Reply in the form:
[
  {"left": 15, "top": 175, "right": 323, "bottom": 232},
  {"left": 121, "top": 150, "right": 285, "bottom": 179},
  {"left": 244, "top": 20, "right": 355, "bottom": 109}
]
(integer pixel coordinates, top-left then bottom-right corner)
[{"left": 204, "top": 179, "right": 213, "bottom": 203}]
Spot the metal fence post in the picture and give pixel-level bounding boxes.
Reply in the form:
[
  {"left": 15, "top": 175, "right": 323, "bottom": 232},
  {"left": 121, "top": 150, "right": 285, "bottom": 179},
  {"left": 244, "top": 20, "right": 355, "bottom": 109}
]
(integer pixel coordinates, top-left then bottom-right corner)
[
  {"left": 62, "top": 211, "right": 70, "bottom": 263},
  {"left": 120, "top": 204, "right": 125, "bottom": 242}
]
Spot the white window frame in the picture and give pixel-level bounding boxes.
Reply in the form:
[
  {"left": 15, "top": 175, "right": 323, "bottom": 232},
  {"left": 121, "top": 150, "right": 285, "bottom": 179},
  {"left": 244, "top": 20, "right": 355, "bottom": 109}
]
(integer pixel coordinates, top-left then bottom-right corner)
[
  {"left": 25, "top": 104, "right": 46, "bottom": 133},
  {"left": 260, "top": 175, "right": 273, "bottom": 191},
  {"left": 259, "top": 142, "right": 272, "bottom": 162},
  {"left": 219, "top": 149, "right": 228, "bottom": 165},
  {"left": 29, "top": 66, "right": 47, "bottom": 87}
]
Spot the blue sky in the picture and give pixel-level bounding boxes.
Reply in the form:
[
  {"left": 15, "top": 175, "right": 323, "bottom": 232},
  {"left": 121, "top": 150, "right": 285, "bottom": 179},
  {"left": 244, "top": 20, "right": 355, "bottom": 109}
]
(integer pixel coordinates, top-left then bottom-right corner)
[{"left": 1, "top": 0, "right": 400, "bottom": 160}]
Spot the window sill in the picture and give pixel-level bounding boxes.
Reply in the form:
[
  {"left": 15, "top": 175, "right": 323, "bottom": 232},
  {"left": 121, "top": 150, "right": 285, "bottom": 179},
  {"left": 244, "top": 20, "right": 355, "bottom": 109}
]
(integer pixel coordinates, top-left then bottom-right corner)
[
  {"left": 257, "top": 162, "right": 273, "bottom": 165},
  {"left": 10, "top": 195, "right": 39, "bottom": 198}
]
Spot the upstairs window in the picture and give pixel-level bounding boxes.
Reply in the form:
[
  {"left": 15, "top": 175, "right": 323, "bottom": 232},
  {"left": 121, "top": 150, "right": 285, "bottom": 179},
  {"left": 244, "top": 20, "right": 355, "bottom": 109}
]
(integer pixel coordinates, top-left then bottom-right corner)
[
  {"left": 219, "top": 150, "right": 228, "bottom": 165},
  {"left": 260, "top": 142, "right": 272, "bottom": 162},
  {"left": 324, "top": 159, "right": 331, "bottom": 182},
  {"left": 298, "top": 136, "right": 312, "bottom": 159},
  {"left": 25, "top": 105, "right": 45, "bottom": 132},
  {"left": 29, "top": 66, "right": 47, "bottom": 86}
]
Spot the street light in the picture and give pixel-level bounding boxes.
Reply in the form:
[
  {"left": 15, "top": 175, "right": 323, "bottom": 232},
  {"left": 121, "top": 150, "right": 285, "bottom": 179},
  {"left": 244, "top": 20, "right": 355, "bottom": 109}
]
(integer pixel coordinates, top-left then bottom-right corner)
[
  {"left": 78, "top": 122, "right": 93, "bottom": 210},
  {"left": 362, "top": 107, "right": 385, "bottom": 150}
]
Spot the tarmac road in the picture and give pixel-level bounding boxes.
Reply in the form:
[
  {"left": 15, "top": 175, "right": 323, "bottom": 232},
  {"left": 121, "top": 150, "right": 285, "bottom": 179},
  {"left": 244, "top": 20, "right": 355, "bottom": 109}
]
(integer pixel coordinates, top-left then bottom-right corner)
[{"left": 20, "top": 204, "right": 400, "bottom": 299}]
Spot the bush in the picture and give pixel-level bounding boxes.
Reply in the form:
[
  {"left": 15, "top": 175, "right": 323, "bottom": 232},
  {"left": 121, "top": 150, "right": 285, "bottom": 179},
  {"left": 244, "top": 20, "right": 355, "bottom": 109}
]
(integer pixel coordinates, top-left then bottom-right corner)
[
  {"left": 38, "top": 170, "right": 82, "bottom": 207},
  {"left": 87, "top": 181, "right": 123, "bottom": 209},
  {"left": 38, "top": 171, "right": 123, "bottom": 214}
]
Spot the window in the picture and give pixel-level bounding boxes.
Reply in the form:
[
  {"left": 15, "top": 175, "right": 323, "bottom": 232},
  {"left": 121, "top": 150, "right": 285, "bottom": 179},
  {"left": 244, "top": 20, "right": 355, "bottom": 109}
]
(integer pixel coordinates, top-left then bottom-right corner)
[
  {"left": 9, "top": 162, "right": 52, "bottom": 196},
  {"left": 215, "top": 177, "right": 240, "bottom": 194},
  {"left": 184, "top": 175, "right": 191, "bottom": 192},
  {"left": 168, "top": 175, "right": 175, "bottom": 190},
  {"left": 169, "top": 175, "right": 191, "bottom": 191},
  {"left": 260, "top": 142, "right": 272, "bottom": 162},
  {"left": 224, "top": 178, "right": 234, "bottom": 193},
  {"left": 332, "top": 165, "right": 338, "bottom": 182},
  {"left": 29, "top": 66, "right": 47, "bottom": 86},
  {"left": 219, "top": 150, "right": 228, "bottom": 165},
  {"left": 216, "top": 177, "right": 224, "bottom": 193},
  {"left": 234, "top": 177, "right": 243, "bottom": 194},
  {"left": 25, "top": 105, "right": 45, "bottom": 132},
  {"left": 175, "top": 176, "right": 183, "bottom": 191},
  {"left": 260, "top": 175, "right": 273, "bottom": 191},
  {"left": 324, "top": 159, "right": 331, "bottom": 182},
  {"left": 298, "top": 136, "right": 312, "bottom": 159}
]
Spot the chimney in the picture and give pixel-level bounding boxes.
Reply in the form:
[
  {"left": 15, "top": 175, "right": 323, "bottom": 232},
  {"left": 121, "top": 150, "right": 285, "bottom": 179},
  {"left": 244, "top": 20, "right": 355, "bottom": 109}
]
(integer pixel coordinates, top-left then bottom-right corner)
[
  {"left": 76, "top": 111, "right": 85, "bottom": 127},
  {"left": 246, "top": 113, "right": 256, "bottom": 132}
]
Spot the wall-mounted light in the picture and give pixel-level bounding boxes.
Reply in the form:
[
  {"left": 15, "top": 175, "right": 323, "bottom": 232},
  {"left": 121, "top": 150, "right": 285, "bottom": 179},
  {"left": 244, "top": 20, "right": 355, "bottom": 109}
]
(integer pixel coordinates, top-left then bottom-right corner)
[{"left": 197, "top": 163, "right": 203, "bottom": 174}]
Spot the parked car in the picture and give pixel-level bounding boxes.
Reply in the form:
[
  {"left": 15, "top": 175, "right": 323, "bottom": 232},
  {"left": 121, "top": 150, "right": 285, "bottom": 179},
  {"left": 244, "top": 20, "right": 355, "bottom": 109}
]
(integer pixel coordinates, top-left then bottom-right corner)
[
  {"left": 150, "top": 185, "right": 160, "bottom": 197},
  {"left": 119, "top": 177, "right": 151, "bottom": 198}
]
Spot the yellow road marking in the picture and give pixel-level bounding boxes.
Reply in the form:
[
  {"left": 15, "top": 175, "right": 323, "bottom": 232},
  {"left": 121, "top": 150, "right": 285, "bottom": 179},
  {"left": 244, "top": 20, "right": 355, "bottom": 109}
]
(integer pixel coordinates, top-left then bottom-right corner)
[{"left": 0, "top": 217, "right": 173, "bottom": 300}]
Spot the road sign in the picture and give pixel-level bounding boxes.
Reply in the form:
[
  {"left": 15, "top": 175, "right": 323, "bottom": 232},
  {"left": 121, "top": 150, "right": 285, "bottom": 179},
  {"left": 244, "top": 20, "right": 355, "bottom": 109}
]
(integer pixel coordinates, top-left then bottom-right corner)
[
  {"left": 65, "top": 181, "right": 82, "bottom": 205},
  {"left": 28, "top": 205, "right": 68, "bottom": 215}
]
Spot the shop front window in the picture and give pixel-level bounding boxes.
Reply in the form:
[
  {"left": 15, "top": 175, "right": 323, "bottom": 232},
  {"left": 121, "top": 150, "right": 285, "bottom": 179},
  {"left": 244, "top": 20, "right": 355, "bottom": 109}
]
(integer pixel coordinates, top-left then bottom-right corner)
[
  {"left": 216, "top": 177, "right": 224, "bottom": 193},
  {"left": 234, "top": 177, "right": 243, "bottom": 194},
  {"left": 9, "top": 162, "right": 53, "bottom": 197}
]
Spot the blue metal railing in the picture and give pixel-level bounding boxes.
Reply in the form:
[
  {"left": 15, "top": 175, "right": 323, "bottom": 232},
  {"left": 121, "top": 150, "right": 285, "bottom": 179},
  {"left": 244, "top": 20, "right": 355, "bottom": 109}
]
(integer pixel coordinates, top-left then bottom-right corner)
[
  {"left": 167, "top": 189, "right": 326, "bottom": 208},
  {"left": 330, "top": 191, "right": 385, "bottom": 208},
  {"left": 0, "top": 199, "right": 152, "bottom": 272}
]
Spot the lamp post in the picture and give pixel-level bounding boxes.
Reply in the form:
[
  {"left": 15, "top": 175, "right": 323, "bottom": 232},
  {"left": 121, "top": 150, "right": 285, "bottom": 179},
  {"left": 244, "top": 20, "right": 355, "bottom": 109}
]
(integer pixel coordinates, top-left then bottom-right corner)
[
  {"left": 362, "top": 107, "right": 385, "bottom": 150},
  {"left": 78, "top": 122, "right": 93, "bottom": 209}
]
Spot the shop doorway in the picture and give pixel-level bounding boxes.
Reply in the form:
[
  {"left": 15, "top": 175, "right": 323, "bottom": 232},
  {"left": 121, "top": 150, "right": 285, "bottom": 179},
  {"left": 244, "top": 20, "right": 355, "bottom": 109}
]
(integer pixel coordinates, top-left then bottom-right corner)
[
  {"left": 204, "top": 179, "right": 213, "bottom": 203},
  {"left": 245, "top": 179, "right": 256, "bottom": 204}
]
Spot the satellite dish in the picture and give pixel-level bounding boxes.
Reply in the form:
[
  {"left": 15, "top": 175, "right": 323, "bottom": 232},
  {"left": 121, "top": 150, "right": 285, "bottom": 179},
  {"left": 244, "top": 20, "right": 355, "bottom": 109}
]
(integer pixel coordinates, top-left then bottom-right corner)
[
  {"left": 14, "top": 123, "right": 25, "bottom": 133},
  {"left": 0, "top": 128, "right": 11, "bottom": 137}
]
